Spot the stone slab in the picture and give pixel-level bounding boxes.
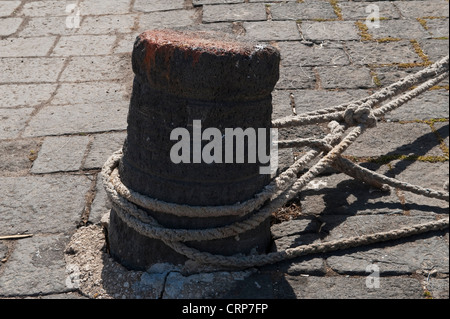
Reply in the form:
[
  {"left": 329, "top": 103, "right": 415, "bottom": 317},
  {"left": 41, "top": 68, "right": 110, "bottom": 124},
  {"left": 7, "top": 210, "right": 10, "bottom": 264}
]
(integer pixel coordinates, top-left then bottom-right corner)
[
  {"left": 77, "top": 14, "right": 137, "bottom": 35},
  {"left": 345, "top": 122, "right": 443, "bottom": 157},
  {"left": 243, "top": 21, "right": 301, "bottom": 41},
  {"left": 80, "top": 0, "right": 132, "bottom": 15},
  {"left": 0, "top": 138, "right": 42, "bottom": 175},
  {"left": 203, "top": 3, "right": 266, "bottom": 23},
  {"left": 19, "top": 16, "right": 80, "bottom": 37},
  {"left": 138, "top": 10, "right": 199, "bottom": 31},
  {"left": 134, "top": 0, "right": 185, "bottom": 12},
  {"left": 0, "top": 234, "right": 74, "bottom": 297},
  {"left": 276, "top": 65, "right": 316, "bottom": 89},
  {"left": 50, "top": 81, "right": 131, "bottom": 105},
  {"left": 19, "top": 0, "right": 77, "bottom": 17},
  {"left": 419, "top": 39, "right": 450, "bottom": 63},
  {"left": 23, "top": 102, "right": 128, "bottom": 137},
  {"left": 299, "top": 170, "right": 403, "bottom": 216},
  {"left": 59, "top": 55, "right": 132, "bottom": 82},
  {"left": 31, "top": 135, "right": 90, "bottom": 174},
  {"left": 426, "top": 18, "right": 449, "bottom": 38},
  {"left": 89, "top": 174, "right": 111, "bottom": 225},
  {"left": 0, "top": 57, "right": 66, "bottom": 83},
  {"left": 0, "top": 175, "right": 91, "bottom": 234},
  {"left": 194, "top": 0, "right": 243, "bottom": 5},
  {"left": 316, "top": 66, "right": 375, "bottom": 89},
  {"left": 384, "top": 89, "right": 449, "bottom": 121},
  {"left": 279, "top": 275, "right": 424, "bottom": 299},
  {"left": 0, "top": 84, "right": 57, "bottom": 108},
  {"left": 83, "top": 132, "right": 126, "bottom": 170},
  {"left": 392, "top": 161, "right": 449, "bottom": 210},
  {"left": 338, "top": 1, "right": 402, "bottom": 20},
  {"left": 51, "top": 35, "right": 116, "bottom": 56},
  {"left": 301, "top": 21, "right": 360, "bottom": 41},
  {"left": 270, "top": 1, "right": 337, "bottom": 21},
  {"left": 277, "top": 41, "right": 349, "bottom": 67},
  {"left": 0, "top": 108, "right": 34, "bottom": 140},
  {"left": 326, "top": 229, "right": 449, "bottom": 275},
  {"left": 0, "top": 36, "right": 56, "bottom": 58},
  {"left": 346, "top": 40, "right": 421, "bottom": 66},
  {"left": 0, "top": 17, "right": 22, "bottom": 36},
  {"left": 0, "top": 1, "right": 21, "bottom": 17},
  {"left": 367, "top": 19, "right": 430, "bottom": 40},
  {"left": 395, "top": 0, "right": 449, "bottom": 18}
]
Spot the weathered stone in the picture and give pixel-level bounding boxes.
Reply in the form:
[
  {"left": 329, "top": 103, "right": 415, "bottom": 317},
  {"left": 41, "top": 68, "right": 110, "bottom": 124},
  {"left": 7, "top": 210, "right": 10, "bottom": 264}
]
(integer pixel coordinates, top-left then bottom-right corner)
[
  {"left": 316, "top": 66, "right": 375, "bottom": 89},
  {"left": 23, "top": 103, "right": 128, "bottom": 137},
  {"left": 326, "top": 230, "right": 449, "bottom": 275},
  {"left": 81, "top": 0, "right": 132, "bottom": 15},
  {"left": 19, "top": 16, "right": 79, "bottom": 37},
  {"left": 52, "top": 35, "right": 116, "bottom": 56},
  {"left": 134, "top": 0, "right": 185, "bottom": 12},
  {"left": 194, "top": 0, "right": 243, "bottom": 5},
  {"left": 277, "top": 41, "right": 349, "bottom": 67},
  {"left": 203, "top": 3, "right": 266, "bottom": 23},
  {"left": 345, "top": 122, "right": 443, "bottom": 157},
  {"left": 0, "top": 1, "right": 21, "bottom": 17},
  {"left": 279, "top": 276, "right": 423, "bottom": 299},
  {"left": 395, "top": 1, "right": 449, "bottom": 18},
  {"left": 83, "top": 132, "right": 127, "bottom": 170},
  {"left": 0, "top": 84, "right": 57, "bottom": 108},
  {"left": 51, "top": 82, "right": 131, "bottom": 105},
  {"left": 77, "top": 14, "right": 137, "bottom": 35},
  {"left": 19, "top": 0, "right": 77, "bottom": 17},
  {"left": 0, "top": 175, "right": 91, "bottom": 234},
  {"left": 0, "top": 234, "right": 73, "bottom": 297},
  {"left": 59, "top": 55, "right": 132, "bottom": 82},
  {"left": 0, "top": 139, "right": 42, "bottom": 175},
  {"left": 338, "top": 1, "right": 401, "bottom": 20},
  {"left": 276, "top": 65, "right": 316, "bottom": 89},
  {"left": 426, "top": 18, "right": 449, "bottom": 38},
  {"left": 31, "top": 136, "right": 90, "bottom": 174},
  {"left": 89, "top": 174, "right": 111, "bottom": 225},
  {"left": 0, "top": 57, "right": 66, "bottom": 83},
  {"left": 384, "top": 89, "right": 449, "bottom": 121},
  {"left": 427, "top": 278, "right": 449, "bottom": 299},
  {"left": 299, "top": 169, "right": 403, "bottom": 216},
  {"left": 367, "top": 19, "right": 430, "bottom": 40},
  {"left": 0, "top": 108, "right": 34, "bottom": 140},
  {"left": 271, "top": 1, "right": 336, "bottom": 21},
  {"left": 138, "top": 10, "right": 199, "bottom": 31},
  {"left": 345, "top": 40, "right": 421, "bottom": 66},
  {"left": 0, "top": 37, "right": 56, "bottom": 57},
  {"left": 419, "top": 39, "right": 450, "bottom": 63},
  {"left": 0, "top": 17, "right": 22, "bottom": 36},
  {"left": 243, "top": 21, "right": 301, "bottom": 41},
  {"left": 392, "top": 161, "right": 449, "bottom": 210},
  {"left": 301, "top": 21, "right": 360, "bottom": 41},
  {"left": 162, "top": 270, "right": 256, "bottom": 299}
]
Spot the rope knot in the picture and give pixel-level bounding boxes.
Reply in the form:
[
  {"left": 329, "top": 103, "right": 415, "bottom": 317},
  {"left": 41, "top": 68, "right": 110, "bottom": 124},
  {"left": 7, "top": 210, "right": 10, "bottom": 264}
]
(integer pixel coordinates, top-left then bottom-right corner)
[{"left": 344, "top": 104, "right": 377, "bottom": 128}]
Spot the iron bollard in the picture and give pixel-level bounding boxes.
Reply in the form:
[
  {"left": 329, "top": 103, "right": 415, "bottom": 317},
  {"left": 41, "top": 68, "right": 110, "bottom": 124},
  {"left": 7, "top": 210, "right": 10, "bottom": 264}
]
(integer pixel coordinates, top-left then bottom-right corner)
[{"left": 108, "top": 29, "right": 280, "bottom": 270}]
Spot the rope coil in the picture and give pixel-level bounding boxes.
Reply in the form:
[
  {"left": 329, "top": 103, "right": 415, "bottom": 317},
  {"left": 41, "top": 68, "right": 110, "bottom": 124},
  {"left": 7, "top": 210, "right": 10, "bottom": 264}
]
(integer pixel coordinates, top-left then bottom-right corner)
[{"left": 102, "top": 55, "right": 449, "bottom": 269}]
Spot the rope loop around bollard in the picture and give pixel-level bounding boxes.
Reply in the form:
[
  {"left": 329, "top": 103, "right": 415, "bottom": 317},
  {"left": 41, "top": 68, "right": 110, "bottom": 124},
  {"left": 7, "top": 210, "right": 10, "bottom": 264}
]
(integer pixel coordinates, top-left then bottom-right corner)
[{"left": 102, "top": 55, "right": 450, "bottom": 269}]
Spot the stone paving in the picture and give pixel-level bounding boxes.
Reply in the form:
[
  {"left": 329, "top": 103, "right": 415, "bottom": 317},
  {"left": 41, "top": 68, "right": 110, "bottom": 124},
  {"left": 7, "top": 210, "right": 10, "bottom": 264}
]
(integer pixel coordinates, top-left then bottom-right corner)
[{"left": 0, "top": 0, "right": 448, "bottom": 300}]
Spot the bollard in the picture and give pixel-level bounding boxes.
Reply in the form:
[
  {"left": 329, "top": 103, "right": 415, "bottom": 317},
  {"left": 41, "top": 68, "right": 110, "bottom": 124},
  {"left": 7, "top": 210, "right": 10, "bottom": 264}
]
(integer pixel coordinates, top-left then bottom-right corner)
[{"left": 108, "top": 29, "right": 280, "bottom": 271}]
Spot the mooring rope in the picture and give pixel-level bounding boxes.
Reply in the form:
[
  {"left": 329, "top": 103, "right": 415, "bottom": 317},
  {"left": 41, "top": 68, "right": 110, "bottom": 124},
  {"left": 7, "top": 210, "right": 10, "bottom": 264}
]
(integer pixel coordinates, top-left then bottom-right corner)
[{"left": 102, "top": 55, "right": 449, "bottom": 269}]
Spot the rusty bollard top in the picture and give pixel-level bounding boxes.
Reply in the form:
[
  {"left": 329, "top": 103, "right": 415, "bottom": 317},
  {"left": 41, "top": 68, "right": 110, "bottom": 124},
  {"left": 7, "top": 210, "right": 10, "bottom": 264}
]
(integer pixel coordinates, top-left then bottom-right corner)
[
  {"left": 110, "top": 29, "right": 280, "bottom": 270},
  {"left": 131, "top": 29, "right": 280, "bottom": 101}
]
